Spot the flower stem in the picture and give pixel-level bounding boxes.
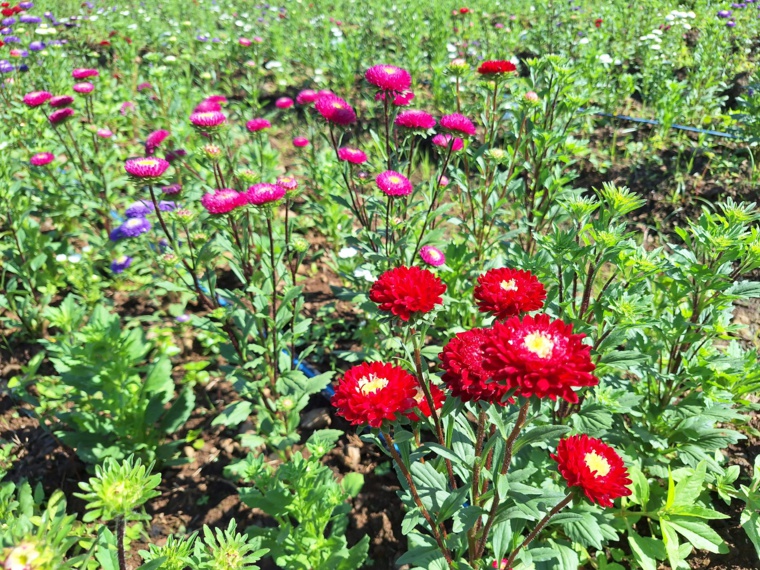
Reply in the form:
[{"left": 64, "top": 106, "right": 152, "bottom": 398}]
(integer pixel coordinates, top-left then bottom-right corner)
[
  {"left": 504, "top": 492, "right": 574, "bottom": 568},
  {"left": 266, "top": 215, "right": 279, "bottom": 386},
  {"left": 116, "top": 517, "right": 126, "bottom": 570}
]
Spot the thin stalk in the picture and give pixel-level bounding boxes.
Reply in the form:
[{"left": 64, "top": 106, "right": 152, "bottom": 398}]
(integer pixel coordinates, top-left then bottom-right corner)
[
  {"left": 504, "top": 493, "right": 574, "bottom": 568},
  {"left": 116, "top": 517, "right": 126, "bottom": 570},
  {"left": 266, "top": 215, "right": 279, "bottom": 386}
]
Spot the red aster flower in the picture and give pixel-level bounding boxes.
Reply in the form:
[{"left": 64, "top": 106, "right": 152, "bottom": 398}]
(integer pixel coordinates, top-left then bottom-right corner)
[
  {"left": 551, "top": 434, "right": 632, "bottom": 507},
  {"left": 483, "top": 314, "right": 597, "bottom": 403},
  {"left": 474, "top": 268, "right": 546, "bottom": 320},
  {"left": 332, "top": 361, "right": 418, "bottom": 427},
  {"left": 201, "top": 188, "right": 247, "bottom": 214},
  {"left": 314, "top": 94, "right": 357, "bottom": 126},
  {"left": 23, "top": 90, "right": 52, "bottom": 107},
  {"left": 459, "top": 7, "right": 470, "bottom": 14},
  {"left": 440, "top": 328, "right": 510, "bottom": 404},
  {"left": 376, "top": 170, "right": 413, "bottom": 197},
  {"left": 477, "top": 60, "right": 517, "bottom": 75},
  {"left": 440, "top": 113, "right": 477, "bottom": 136},
  {"left": 492, "top": 561, "right": 510, "bottom": 570},
  {"left": 365, "top": 64, "right": 412, "bottom": 92},
  {"left": 594, "top": 18, "right": 603, "bottom": 28},
  {"left": 246, "top": 182, "right": 285, "bottom": 206},
  {"left": 48, "top": 107, "right": 75, "bottom": 125},
  {"left": 405, "top": 381, "right": 445, "bottom": 422},
  {"left": 145, "top": 129, "right": 170, "bottom": 155},
  {"left": 124, "top": 157, "right": 170, "bottom": 180},
  {"left": 369, "top": 266, "right": 446, "bottom": 322},
  {"left": 395, "top": 109, "right": 436, "bottom": 131}
]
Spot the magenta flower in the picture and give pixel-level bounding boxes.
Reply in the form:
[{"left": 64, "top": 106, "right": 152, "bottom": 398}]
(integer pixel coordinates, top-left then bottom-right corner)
[
  {"left": 420, "top": 245, "right": 446, "bottom": 267},
  {"left": 293, "top": 136, "right": 310, "bottom": 148},
  {"left": 72, "top": 68, "right": 99, "bottom": 79},
  {"left": 137, "top": 82, "right": 152, "bottom": 92},
  {"left": 97, "top": 128, "right": 113, "bottom": 138},
  {"left": 315, "top": 95, "right": 357, "bottom": 126},
  {"left": 73, "top": 82, "right": 94, "bottom": 94},
  {"left": 395, "top": 109, "right": 436, "bottom": 130},
  {"left": 365, "top": 64, "right": 412, "bottom": 92},
  {"left": 205, "top": 95, "right": 228, "bottom": 105},
  {"left": 337, "top": 147, "right": 368, "bottom": 164},
  {"left": 275, "top": 96, "right": 294, "bottom": 109},
  {"left": 23, "top": 90, "right": 52, "bottom": 107},
  {"left": 246, "top": 183, "right": 286, "bottom": 206},
  {"left": 194, "top": 100, "right": 222, "bottom": 113},
  {"left": 30, "top": 152, "right": 54, "bottom": 166},
  {"left": 190, "top": 111, "right": 226, "bottom": 128},
  {"left": 120, "top": 101, "right": 136, "bottom": 115},
  {"left": 145, "top": 129, "right": 170, "bottom": 155},
  {"left": 124, "top": 157, "right": 170, "bottom": 180},
  {"left": 161, "top": 183, "right": 182, "bottom": 195},
  {"left": 276, "top": 175, "right": 298, "bottom": 192},
  {"left": 375, "top": 90, "right": 415, "bottom": 106},
  {"left": 440, "top": 113, "right": 477, "bottom": 136},
  {"left": 48, "top": 107, "right": 75, "bottom": 125},
  {"left": 296, "top": 89, "right": 318, "bottom": 105},
  {"left": 246, "top": 118, "right": 271, "bottom": 132},
  {"left": 376, "top": 170, "right": 413, "bottom": 197},
  {"left": 432, "top": 133, "right": 464, "bottom": 151},
  {"left": 49, "top": 95, "right": 74, "bottom": 108},
  {"left": 239, "top": 37, "right": 252, "bottom": 46},
  {"left": 439, "top": 175, "right": 450, "bottom": 187},
  {"left": 201, "top": 188, "right": 247, "bottom": 214}
]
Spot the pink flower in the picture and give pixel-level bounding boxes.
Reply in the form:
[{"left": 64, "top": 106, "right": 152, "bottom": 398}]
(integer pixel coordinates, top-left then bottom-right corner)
[
  {"left": 72, "top": 68, "right": 99, "bottom": 79},
  {"left": 97, "top": 128, "right": 113, "bottom": 138},
  {"left": 395, "top": 109, "right": 436, "bottom": 130},
  {"left": 525, "top": 91, "right": 539, "bottom": 102},
  {"left": 73, "top": 82, "right": 94, "bottom": 94},
  {"left": 275, "top": 96, "right": 294, "bottom": 109},
  {"left": 420, "top": 245, "right": 445, "bottom": 267},
  {"left": 440, "top": 113, "right": 477, "bottom": 136},
  {"left": 293, "top": 136, "right": 310, "bottom": 148},
  {"left": 365, "top": 64, "right": 412, "bottom": 92},
  {"left": 48, "top": 107, "right": 75, "bottom": 125},
  {"left": 246, "top": 183, "right": 286, "bottom": 206},
  {"left": 337, "top": 147, "right": 368, "bottom": 164},
  {"left": 145, "top": 129, "right": 170, "bottom": 155},
  {"left": 30, "top": 152, "right": 54, "bottom": 166},
  {"left": 317, "top": 89, "right": 334, "bottom": 98},
  {"left": 124, "top": 157, "right": 170, "bottom": 180},
  {"left": 315, "top": 94, "right": 357, "bottom": 126},
  {"left": 432, "top": 133, "right": 464, "bottom": 151},
  {"left": 49, "top": 95, "right": 74, "bottom": 108},
  {"left": 296, "top": 89, "right": 318, "bottom": 105},
  {"left": 205, "top": 95, "right": 228, "bottom": 105},
  {"left": 439, "top": 175, "right": 450, "bottom": 187},
  {"left": 376, "top": 170, "right": 413, "bottom": 197},
  {"left": 201, "top": 188, "right": 247, "bottom": 214},
  {"left": 23, "top": 90, "right": 52, "bottom": 107},
  {"left": 246, "top": 118, "right": 272, "bottom": 132},
  {"left": 190, "top": 111, "right": 226, "bottom": 128},
  {"left": 239, "top": 37, "right": 252, "bottom": 46},
  {"left": 276, "top": 175, "right": 298, "bottom": 192},
  {"left": 137, "top": 82, "right": 152, "bottom": 91},
  {"left": 120, "top": 101, "right": 136, "bottom": 115},
  {"left": 375, "top": 90, "right": 415, "bottom": 106},
  {"left": 253, "top": 36, "right": 263, "bottom": 43},
  {"left": 194, "top": 100, "right": 222, "bottom": 113}
]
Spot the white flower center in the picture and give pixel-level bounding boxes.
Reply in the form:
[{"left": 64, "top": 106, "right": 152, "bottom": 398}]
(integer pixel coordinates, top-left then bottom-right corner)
[
  {"left": 523, "top": 331, "right": 554, "bottom": 358},
  {"left": 500, "top": 279, "right": 517, "bottom": 292},
  {"left": 584, "top": 451, "right": 611, "bottom": 477},
  {"left": 357, "top": 373, "right": 388, "bottom": 395}
]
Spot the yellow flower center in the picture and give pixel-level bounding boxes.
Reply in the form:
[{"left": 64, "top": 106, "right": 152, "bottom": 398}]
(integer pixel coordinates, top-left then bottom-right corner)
[
  {"left": 584, "top": 451, "right": 611, "bottom": 477},
  {"left": 388, "top": 176, "right": 401, "bottom": 184},
  {"left": 500, "top": 279, "right": 517, "bottom": 292},
  {"left": 332, "top": 101, "right": 345, "bottom": 109},
  {"left": 136, "top": 159, "right": 157, "bottom": 166},
  {"left": 523, "top": 331, "right": 554, "bottom": 358},
  {"left": 383, "top": 67, "right": 395, "bottom": 74},
  {"left": 428, "top": 250, "right": 440, "bottom": 260},
  {"left": 357, "top": 374, "right": 388, "bottom": 395}
]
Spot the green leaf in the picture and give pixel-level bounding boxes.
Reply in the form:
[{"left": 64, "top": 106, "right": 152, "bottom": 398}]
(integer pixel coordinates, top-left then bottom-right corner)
[
  {"left": 512, "top": 425, "right": 570, "bottom": 454},
  {"left": 160, "top": 387, "right": 195, "bottom": 433},
  {"left": 665, "top": 517, "right": 728, "bottom": 554},
  {"left": 660, "top": 520, "right": 686, "bottom": 570},
  {"left": 211, "top": 400, "right": 253, "bottom": 428},
  {"left": 341, "top": 473, "right": 364, "bottom": 497},
  {"left": 628, "top": 531, "right": 665, "bottom": 570}
]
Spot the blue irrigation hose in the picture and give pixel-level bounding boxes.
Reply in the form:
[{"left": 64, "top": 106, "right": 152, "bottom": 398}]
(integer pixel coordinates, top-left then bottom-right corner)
[{"left": 592, "top": 111, "right": 738, "bottom": 139}]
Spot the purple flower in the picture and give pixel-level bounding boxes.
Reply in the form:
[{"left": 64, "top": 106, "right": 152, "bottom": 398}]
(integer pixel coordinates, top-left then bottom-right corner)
[
  {"left": 727, "top": 20, "right": 737, "bottom": 26},
  {"left": 19, "top": 2, "right": 35, "bottom": 9},
  {"left": 0, "top": 61, "right": 13, "bottom": 73},
  {"left": 4, "top": 36, "right": 20, "bottom": 43},
  {"left": 2, "top": 18, "right": 15, "bottom": 26},
  {"left": 19, "top": 15, "right": 41, "bottom": 24},
  {"left": 110, "top": 217, "right": 152, "bottom": 240},
  {"left": 717, "top": 10, "right": 732, "bottom": 17},
  {"left": 176, "top": 314, "right": 191, "bottom": 323},
  {"left": 110, "top": 255, "right": 133, "bottom": 273},
  {"left": 161, "top": 183, "right": 182, "bottom": 195},
  {"left": 125, "top": 200, "right": 154, "bottom": 218},
  {"left": 158, "top": 201, "right": 176, "bottom": 212},
  {"left": 29, "top": 41, "right": 45, "bottom": 51}
]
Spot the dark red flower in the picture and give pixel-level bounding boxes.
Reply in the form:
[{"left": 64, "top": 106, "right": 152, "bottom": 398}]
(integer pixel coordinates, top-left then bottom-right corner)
[
  {"left": 477, "top": 60, "right": 517, "bottom": 75},
  {"left": 552, "top": 434, "right": 632, "bottom": 507},
  {"left": 594, "top": 18, "right": 603, "bottom": 28},
  {"left": 483, "top": 314, "right": 597, "bottom": 403},
  {"left": 474, "top": 268, "right": 546, "bottom": 320},
  {"left": 369, "top": 266, "right": 446, "bottom": 322},
  {"left": 332, "top": 361, "right": 418, "bottom": 427},
  {"left": 405, "top": 381, "right": 446, "bottom": 421},
  {"left": 459, "top": 7, "right": 470, "bottom": 14},
  {"left": 440, "top": 328, "right": 510, "bottom": 404}
]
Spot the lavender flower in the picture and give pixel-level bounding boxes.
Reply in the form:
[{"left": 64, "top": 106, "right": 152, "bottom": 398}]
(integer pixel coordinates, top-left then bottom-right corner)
[
  {"left": 110, "top": 217, "right": 151, "bottom": 240},
  {"left": 110, "top": 255, "right": 133, "bottom": 273}
]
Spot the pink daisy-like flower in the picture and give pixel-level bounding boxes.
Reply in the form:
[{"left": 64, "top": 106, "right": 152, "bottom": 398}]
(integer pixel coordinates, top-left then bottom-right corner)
[
  {"left": 337, "top": 147, "right": 368, "bottom": 164},
  {"left": 145, "top": 129, "right": 170, "bottom": 155},
  {"left": 194, "top": 100, "right": 222, "bottom": 113},
  {"left": 276, "top": 175, "right": 298, "bottom": 193},
  {"left": 137, "top": 82, "right": 152, "bottom": 92},
  {"left": 204, "top": 95, "right": 228, "bottom": 105},
  {"left": 30, "top": 152, "right": 54, "bottom": 166},
  {"left": 49, "top": 95, "right": 74, "bottom": 108},
  {"left": 73, "top": 82, "right": 94, "bottom": 94},
  {"left": 124, "top": 157, "right": 170, "bottom": 180},
  {"left": 365, "top": 64, "right": 412, "bottom": 92},
  {"left": 440, "top": 113, "right": 477, "bottom": 136},
  {"left": 314, "top": 94, "right": 357, "bottom": 126},
  {"left": 439, "top": 175, "right": 450, "bottom": 187},
  {"left": 120, "top": 101, "right": 136, "bottom": 115},
  {"left": 23, "top": 90, "right": 52, "bottom": 107},
  {"left": 246, "top": 118, "right": 271, "bottom": 132},
  {"left": 275, "top": 96, "right": 294, "bottom": 109},
  {"left": 420, "top": 245, "right": 445, "bottom": 267},
  {"left": 201, "top": 188, "right": 247, "bottom": 214},
  {"left": 296, "top": 89, "right": 318, "bottom": 105},
  {"left": 293, "top": 136, "right": 310, "bottom": 148},
  {"left": 395, "top": 109, "right": 436, "bottom": 130},
  {"left": 190, "top": 111, "right": 226, "bottom": 128},
  {"left": 72, "top": 68, "right": 99, "bottom": 79},
  {"left": 162, "top": 183, "right": 182, "bottom": 195},
  {"left": 48, "top": 107, "right": 74, "bottom": 125},
  {"left": 246, "top": 182, "right": 286, "bottom": 206},
  {"left": 97, "top": 128, "right": 113, "bottom": 138},
  {"left": 239, "top": 37, "right": 252, "bottom": 46},
  {"left": 376, "top": 170, "right": 413, "bottom": 197},
  {"left": 376, "top": 90, "right": 415, "bottom": 106},
  {"left": 432, "top": 133, "right": 464, "bottom": 151}
]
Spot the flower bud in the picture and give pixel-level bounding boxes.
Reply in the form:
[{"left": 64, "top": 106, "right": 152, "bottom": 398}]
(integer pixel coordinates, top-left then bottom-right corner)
[{"left": 291, "top": 235, "right": 309, "bottom": 253}]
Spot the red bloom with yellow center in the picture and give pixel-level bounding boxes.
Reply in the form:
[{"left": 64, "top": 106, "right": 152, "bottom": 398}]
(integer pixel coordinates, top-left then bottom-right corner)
[
  {"left": 477, "top": 60, "right": 517, "bottom": 75},
  {"left": 552, "top": 434, "right": 632, "bottom": 507},
  {"left": 405, "top": 381, "right": 446, "bottom": 422},
  {"left": 483, "top": 314, "right": 597, "bottom": 402},
  {"left": 474, "top": 268, "right": 546, "bottom": 320},
  {"left": 332, "top": 361, "right": 418, "bottom": 427},
  {"left": 369, "top": 266, "right": 446, "bottom": 322}
]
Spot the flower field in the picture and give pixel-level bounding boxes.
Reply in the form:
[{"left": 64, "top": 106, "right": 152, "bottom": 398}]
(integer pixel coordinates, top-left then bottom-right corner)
[{"left": 2, "top": 0, "right": 760, "bottom": 569}]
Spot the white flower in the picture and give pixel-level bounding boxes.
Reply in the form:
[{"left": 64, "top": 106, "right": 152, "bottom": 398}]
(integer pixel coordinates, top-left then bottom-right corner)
[
  {"left": 338, "top": 246, "right": 358, "bottom": 259},
  {"left": 67, "top": 254, "right": 82, "bottom": 263},
  {"left": 55, "top": 254, "right": 67, "bottom": 262},
  {"left": 578, "top": 37, "right": 590, "bottom": 45},
  {"left": 598, "top": 53, "right": 613, "bottom": 65},
  {"left": 82, "top": 246, "right": 92, "bottom": 253},
  {"left": 650, "top": 44, "right": 661, "bottom": 50},
  {"left": 354, "top": 268, "right": 376, "bottom": 283},
  {"left": 264, "top": 60, "right": 282, "bottom": 70}
]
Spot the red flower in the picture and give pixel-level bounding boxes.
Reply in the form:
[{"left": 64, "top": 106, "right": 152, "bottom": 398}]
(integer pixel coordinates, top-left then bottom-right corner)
[
  {"left": 440, "top": 328, "right": 510, "bottom": 404},
  {"left": 369, "top": 266, "right": 446, "bottom": 322},
  {"left": 474, "top": 268, "right": 546, "bottom": 320},
  {"left": 332, "top": 362, "right": 418, "bottom": 427},
  {"left": 405, "top": 381, "right": 446, "bottom": 421},
  {"left": 594, "top": 18, "right": 603, "bottom": 28},
  {"left": 459, "top": 7, "right": 470, "bottom": 14},
  {"left": 552, "top": 434, "right": 632, "bottom": 507},
  {"left": 483, "top": 314, "right": 597, "bottom": 403},
  {"left": 1, "top": 8, "right": 13, "bottom": 16},
  {"left": 477, "top": 60, "right": 517, "bottom": 75}
]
